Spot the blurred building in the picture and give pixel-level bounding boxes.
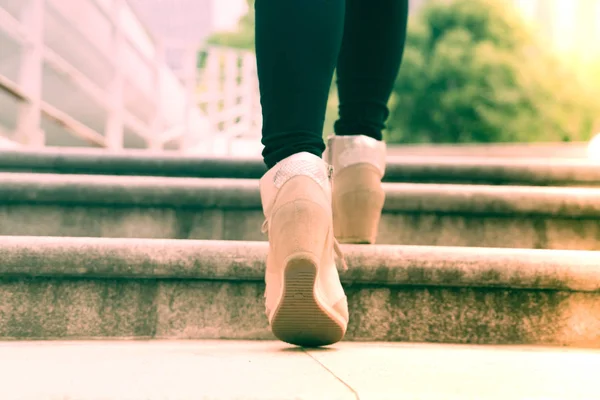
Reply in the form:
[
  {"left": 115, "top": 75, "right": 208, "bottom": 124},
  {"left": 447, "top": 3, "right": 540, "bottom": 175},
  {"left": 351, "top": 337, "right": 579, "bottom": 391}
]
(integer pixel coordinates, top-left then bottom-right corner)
[
  {"left": 127, "top": 0, "right": 213, "bottom": 45},
  {"left": 127, "top": 0, "right": 247, "bottom": 67}
]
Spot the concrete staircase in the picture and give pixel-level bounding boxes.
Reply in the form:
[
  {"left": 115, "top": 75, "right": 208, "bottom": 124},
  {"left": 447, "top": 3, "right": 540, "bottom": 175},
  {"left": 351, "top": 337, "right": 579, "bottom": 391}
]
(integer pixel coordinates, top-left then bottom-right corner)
[
  {"left": 3, "top": 147, "right": 600, "bottom": 185},
  {"left": 1, "top": 148, "right": 599, "bottom": 398},
  {"left": 2, "top": 235, "right": 600, "bottom": 346},
  {"left": 2, "top": 173, "right": 600, "bottom": 249}
]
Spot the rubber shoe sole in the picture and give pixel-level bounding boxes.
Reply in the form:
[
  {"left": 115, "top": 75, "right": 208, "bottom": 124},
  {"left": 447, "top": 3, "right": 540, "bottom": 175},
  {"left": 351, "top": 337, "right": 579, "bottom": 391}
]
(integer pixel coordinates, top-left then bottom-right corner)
[{"left": 270, "top": 257, "right": 345, "bottom": 347}]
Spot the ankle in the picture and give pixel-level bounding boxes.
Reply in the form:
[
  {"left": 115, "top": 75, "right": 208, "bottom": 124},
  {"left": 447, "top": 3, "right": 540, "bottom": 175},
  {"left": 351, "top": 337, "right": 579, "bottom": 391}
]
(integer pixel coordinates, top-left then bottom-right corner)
[
  {"left": 260, "top": 152, "right": 333, "bottom": 226},
  {"left": 324, "top": 134, "right": 386, "bottom": 178}
]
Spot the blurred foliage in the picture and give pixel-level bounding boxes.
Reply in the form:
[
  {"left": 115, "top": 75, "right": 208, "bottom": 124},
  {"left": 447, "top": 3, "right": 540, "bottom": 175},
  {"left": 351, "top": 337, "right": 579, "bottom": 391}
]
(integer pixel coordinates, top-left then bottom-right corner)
[
  {"left": 206, "top": 0, "right": 255, "bottom": 50},
  {"left": 388, "top": 0, "right": 600, "bottom": 143},
  {"left": 204, "top": 0, "right": 600, "bottom": 143}
]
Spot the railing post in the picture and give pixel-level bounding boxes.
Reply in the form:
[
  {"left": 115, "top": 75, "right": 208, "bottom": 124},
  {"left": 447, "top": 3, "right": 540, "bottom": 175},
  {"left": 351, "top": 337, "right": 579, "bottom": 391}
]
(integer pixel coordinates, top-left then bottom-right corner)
[
  {"left": 246, "top": 52, "right": 262, "bottom": 141},
  {"left": 14, "top": 0, "right": 45, "bottom": 147},
  {"left": 223, "top": 50, "right": 237, "bottom": 134},
  {"left": 105, "top": 0, "right": 125, "bottom": 150},
  {"left": 241, "top": 51, "right": 256, "bottom": 135},
  {"left": 148, "top": 38, "right": 164, "bottom": 150},
  {"left": 182, "top": 44, "right": 199, "bottom": 150},
  {"left": 204, "top": 48, "right": 220, "bottom": 146}
]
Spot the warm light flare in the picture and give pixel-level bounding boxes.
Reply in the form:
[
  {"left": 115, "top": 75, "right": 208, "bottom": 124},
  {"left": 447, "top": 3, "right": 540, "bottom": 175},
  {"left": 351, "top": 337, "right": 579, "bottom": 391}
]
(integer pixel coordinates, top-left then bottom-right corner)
[{"left": 587, "top": 132, "right": 600, "bottom": 159}]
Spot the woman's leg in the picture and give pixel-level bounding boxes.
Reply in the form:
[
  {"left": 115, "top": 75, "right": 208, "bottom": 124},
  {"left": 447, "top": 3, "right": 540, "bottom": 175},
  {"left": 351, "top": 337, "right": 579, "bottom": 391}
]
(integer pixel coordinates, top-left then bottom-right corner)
[
  {"left": 335, "top": 0, "right": 409, "bottom": 140},
  {"left": 327, "top": 0, "right": 409, "bottom": 244},
  {"left": 255, "top": 0, "right": 349, "bottom": 347},
  {"left": 256, "top": 0, "right": 345, "bottom": 168}
]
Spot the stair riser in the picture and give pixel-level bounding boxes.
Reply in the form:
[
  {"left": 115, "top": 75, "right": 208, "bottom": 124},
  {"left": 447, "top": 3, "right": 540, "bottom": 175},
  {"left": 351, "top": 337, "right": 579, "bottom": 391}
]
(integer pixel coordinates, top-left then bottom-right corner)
[
  {"left": 3, "top": 148, "right": 600, "bottom": 186},
  {"left": 2, "top": 205, "right": 599, "bottom": 250},
  {"left": 1, "top": 278, "right": 598, "bottom": 347}
]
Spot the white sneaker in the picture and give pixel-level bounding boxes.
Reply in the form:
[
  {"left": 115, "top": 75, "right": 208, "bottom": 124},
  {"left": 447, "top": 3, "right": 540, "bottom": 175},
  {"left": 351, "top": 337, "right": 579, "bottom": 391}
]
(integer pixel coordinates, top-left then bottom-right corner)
[
  {"left": 259, "top": 152, "right": 349, "bottom": 347},
  {"left": 325, "top": 134, "right": 386, "bottom": 244}
]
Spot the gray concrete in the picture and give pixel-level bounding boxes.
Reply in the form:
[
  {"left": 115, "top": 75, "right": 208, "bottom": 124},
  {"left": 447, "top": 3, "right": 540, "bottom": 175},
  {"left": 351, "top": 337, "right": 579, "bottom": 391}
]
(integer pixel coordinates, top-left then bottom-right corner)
[
  {"left": 3, "top": 147, "right": 600, "bottom": 186},
  {"left": 2, "top": 173, "right": 600, "bottom": 249},
  {"left": 309, "top": 342, "right": 600, "bottom": 400},
  {"left": 0, "top": 341, "right": 353, "bottom": 400},
  {"left": 0, "top": 148, "right": 267, "bottom": 180},
  {"left": 3, "top": 236, "right": 600, "bottom": 290},
  {"left": 385, "top": 142, "right": 590, "bottom": 159},
  {"left": 1, "top": 236, "right": 600, "bottom": 346},
  {"left": 0, "top": 340, "right": 599, "bottom": 400}
]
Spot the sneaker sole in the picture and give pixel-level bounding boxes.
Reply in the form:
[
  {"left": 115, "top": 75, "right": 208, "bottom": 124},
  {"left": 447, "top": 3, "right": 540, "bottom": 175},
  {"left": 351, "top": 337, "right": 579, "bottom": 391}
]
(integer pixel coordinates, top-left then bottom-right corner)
[{"left": 270, "top": 257, "right": 345, "bottom": 347}]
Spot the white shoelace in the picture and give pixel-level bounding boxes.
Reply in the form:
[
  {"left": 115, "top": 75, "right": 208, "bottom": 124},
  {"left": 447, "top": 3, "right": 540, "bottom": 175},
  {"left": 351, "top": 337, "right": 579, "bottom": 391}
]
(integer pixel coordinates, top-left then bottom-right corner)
[{"left": 261, "top": 219, "right": 348, "bottom": 271}]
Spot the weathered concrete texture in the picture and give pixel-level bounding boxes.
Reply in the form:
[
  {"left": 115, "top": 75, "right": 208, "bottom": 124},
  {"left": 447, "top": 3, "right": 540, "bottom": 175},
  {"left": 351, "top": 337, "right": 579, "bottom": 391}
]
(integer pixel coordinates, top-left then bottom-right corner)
[
  {"left": 384, "top": 142, "right": 590, "bottom": 158},
  {"left": 3, "top": 237, "right": 600, "bottom": 291},
  {"left": 4, "top": 173, "right": 600, "bottom": 215},
  {"left": 384, "top": 156, "right": 600, "bottom": 187},
  {"left": 344, "top": 287, "right": 600, "bottom": 346},
  {"left": 0, "top": 279, "right": 268, "bottom": 340},
  {"left": 2, "top": 205, "right": 600, "bottom": 250},
  {"left": 0, "top": 173, "right": 259, "bottom": 208},
  {"left": 0, "top": 204, "right": 228, "bottom": 240},
  {"left": 2, "top": 145, "right": 598, "bottom": 186},
  {"left": 0, "top": 148, "right": 269, "bottom": 179},
  {"left": 377, "top": 213, "right": 600, "bottom": 250},
  {"left": 1, "top": 237, "right": 600, "bottom": 345},
  {"left": 1, "top": 277, "right": 599, "bottom": 346}
]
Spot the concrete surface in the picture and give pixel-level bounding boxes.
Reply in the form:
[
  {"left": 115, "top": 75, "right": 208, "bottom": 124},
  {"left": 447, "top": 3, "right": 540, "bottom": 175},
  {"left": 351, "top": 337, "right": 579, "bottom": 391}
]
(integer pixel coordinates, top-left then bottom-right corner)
[
  {"left": 0, "top": 340, "right": 598, "bottom": 400},
  {"left": 4, "top": 172, "right": 600, "bottom": 215},
  {"left": 3, "top": 173, "right": 600, "bottom": 250},
  {"left": 2, "top": 147, "right": 600, "bottom": 185},
  {"left": 1, "top": 237, "right": 600, "bottom": 345},
  {"left": 4, "top": 204, "right": 600, "bottom": 250},
  {"left": 3, "top": 237, "right": 600, "bottom": 289}
]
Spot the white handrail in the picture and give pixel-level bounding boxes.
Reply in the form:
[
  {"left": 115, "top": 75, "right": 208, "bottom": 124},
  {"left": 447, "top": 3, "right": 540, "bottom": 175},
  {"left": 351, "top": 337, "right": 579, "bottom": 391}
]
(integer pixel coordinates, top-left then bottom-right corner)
[
  {"left": 0, "top": 73, "right": 106, "bottom": 146},
  {"left": 0, "top": 0, "right": 263, "bottom": 155},
  {"left": 0, "top": 0, "right": 174, "bottom": 149},
  {"left": 0, "top": 7, "right": 27, "bottom": 43},
  {"left": 192, "top": 46, "right": 262, "bottom": 155}
]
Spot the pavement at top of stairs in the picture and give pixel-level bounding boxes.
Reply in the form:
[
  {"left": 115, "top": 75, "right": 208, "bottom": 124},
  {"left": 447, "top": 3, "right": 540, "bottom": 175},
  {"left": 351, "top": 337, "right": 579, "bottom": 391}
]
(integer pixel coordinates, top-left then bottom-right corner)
[{"left": 0, "top": 340, "right": 599, "bottom": 400}]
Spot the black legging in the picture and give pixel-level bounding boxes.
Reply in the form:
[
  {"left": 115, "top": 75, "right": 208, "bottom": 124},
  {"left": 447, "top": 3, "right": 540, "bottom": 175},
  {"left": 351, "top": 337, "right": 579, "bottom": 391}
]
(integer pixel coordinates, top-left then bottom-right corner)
[{"left": 256, "top": 0, "right": 409, "bottom": 168}]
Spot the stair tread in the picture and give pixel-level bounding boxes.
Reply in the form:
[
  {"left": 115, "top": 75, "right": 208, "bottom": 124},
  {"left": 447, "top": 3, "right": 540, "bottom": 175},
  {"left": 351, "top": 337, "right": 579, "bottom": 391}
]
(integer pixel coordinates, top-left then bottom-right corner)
[
  {"left": 2, "top": 147, "right": 600, "bottom": 185},
  {"left": 2, "top": 172, "right": 600, "bottom": 217},
  {"left": 2, "top": 236, "right": 600, "bottom": 291},
  {"left": 1, "top": 239, "right": 599, "bottom": 344},
  {"left": 0, "top": 340, "right": 598, "bottom": 399}
]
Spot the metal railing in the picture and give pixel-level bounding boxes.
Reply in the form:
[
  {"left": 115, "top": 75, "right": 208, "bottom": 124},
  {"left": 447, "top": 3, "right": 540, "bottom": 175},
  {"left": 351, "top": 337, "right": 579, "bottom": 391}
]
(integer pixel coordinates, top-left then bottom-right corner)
[
  {"left": 0, "top": 0, "right": 262, "bottom": 155},
  {"left": 162, "top": 43, "right": 262, "bottom": 156},
  {"left": 0, "top": 0, "right": 168, "bottom": 149},
  {"left": 195, "top": 46, "right": 261, "bottom": 154}
]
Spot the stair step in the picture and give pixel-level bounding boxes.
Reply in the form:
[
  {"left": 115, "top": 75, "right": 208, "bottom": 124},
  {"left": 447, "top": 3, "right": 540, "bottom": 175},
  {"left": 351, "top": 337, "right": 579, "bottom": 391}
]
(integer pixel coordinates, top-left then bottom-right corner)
[
  {"left": 2, "top": 148, "right": 600, "bottom": 186},
  {"left": 1, "top": 340, "right": 598, "bottom": 400},
  {"left": 1, "top": 236, "right": 599, "bottom": 346},
  {"left": 2, "top": 172, "right": 600, "bottom": 249}
]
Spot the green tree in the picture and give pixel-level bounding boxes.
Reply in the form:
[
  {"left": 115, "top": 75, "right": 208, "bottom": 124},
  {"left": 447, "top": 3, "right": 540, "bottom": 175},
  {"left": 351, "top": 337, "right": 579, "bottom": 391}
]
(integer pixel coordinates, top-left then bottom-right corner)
[
  {"left": 206, "top": 0, "right": 255, "bottom": 50},
  {"left": 388, "top": 0, "right": 600, "bottom": 144}
]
